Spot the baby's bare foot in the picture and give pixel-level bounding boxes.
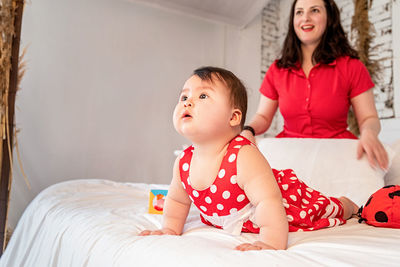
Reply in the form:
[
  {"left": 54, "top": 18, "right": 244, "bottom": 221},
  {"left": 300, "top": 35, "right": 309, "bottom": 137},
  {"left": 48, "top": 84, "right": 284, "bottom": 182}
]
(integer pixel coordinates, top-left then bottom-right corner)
[{"left": 339, "top": 196, "right": 359, "bottom": 220}]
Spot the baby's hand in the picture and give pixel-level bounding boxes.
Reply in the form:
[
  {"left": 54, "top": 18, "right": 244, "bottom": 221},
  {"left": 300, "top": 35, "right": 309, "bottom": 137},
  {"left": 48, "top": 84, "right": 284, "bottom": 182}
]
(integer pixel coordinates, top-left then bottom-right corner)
[
  {"left": 139, "top": 228, "right": 178, "bottom": 236},
  {"left": 235, "top": 241, "right": 276, "bottom": 251}
]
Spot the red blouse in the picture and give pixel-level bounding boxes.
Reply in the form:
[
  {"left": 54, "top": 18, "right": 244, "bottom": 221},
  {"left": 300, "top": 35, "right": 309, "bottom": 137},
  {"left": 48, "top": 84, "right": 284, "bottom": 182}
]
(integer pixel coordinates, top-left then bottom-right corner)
[{"left": 260, "top": 56, "right": 374, "bottom": 139}]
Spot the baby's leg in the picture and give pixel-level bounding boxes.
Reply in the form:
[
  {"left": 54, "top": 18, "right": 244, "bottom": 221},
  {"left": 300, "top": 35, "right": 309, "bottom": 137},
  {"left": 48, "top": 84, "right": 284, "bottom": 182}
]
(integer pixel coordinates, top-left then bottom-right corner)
[{"left": 338, "top": 196, "right": 359, "bottom": 220}]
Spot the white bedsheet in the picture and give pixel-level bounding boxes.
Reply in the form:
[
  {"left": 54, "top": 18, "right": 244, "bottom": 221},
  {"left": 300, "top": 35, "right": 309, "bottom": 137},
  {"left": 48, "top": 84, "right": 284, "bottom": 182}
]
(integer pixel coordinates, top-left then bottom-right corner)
[{"left": 1, "top": 179, "right": 400, "bottom": 267}]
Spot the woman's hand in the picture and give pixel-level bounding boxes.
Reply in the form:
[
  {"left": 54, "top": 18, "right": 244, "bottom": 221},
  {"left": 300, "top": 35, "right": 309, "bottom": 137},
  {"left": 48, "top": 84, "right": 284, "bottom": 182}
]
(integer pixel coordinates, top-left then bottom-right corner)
[
  {"left": 352, "top": 89, "right": 389, "bottom": 170},
  {"left": 139, "top": 228, "right": 178, "bottom": 236},
  {"left": 235, "top": 241, "right": 276, "bottom": 251},
  {"left": 357, "top": 129, "right": 389, "bottom": 170}
]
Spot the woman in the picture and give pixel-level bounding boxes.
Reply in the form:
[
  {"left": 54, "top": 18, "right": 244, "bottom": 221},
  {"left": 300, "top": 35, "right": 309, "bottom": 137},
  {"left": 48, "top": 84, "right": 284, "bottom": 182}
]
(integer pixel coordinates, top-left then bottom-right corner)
[{"left": 242, "top": 0, "right": 388, "bottom": 170}]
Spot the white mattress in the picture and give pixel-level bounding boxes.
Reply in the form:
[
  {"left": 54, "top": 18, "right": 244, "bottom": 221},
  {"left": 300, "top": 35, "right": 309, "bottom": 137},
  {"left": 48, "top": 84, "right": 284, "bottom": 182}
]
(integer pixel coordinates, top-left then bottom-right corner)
[{"left": 1, "top": 179, "right": 400, "bottom": 267}]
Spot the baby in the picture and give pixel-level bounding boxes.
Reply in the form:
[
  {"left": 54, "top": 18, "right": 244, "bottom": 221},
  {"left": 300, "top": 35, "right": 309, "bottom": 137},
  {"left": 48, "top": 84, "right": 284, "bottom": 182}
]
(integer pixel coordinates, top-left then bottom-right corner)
[{"left": 140, "top": 66, "right": 358, "bottom": 251}]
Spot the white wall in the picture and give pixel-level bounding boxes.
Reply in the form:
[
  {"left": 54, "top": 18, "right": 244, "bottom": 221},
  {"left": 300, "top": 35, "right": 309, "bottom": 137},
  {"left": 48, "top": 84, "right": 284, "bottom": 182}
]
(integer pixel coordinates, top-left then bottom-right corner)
[{"left": 9, "top": 0, "right": 261, "bottom": 228}]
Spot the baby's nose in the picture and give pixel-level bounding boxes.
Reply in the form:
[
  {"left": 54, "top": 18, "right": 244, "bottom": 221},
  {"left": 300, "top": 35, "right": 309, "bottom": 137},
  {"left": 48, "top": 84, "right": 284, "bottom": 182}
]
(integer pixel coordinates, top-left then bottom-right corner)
[{"left": 184, "top": 101, "right": 193, "bottom": 107}]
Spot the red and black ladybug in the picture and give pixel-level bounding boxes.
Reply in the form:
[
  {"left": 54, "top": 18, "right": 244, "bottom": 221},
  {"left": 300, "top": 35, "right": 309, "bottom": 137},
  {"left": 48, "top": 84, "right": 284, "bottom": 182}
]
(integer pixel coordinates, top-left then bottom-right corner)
[{"left": 358, "top": 185, "right": 400, "bottom": 228}]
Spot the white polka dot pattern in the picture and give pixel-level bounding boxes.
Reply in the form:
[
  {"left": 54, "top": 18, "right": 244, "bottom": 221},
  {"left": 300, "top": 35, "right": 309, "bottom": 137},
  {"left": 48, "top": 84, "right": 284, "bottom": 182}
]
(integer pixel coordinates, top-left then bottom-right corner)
[
  {"left": 178, "top": 136, "right": 253, "bottom": 221},
  {"left": 222, "top": 191, "right": 230, "bottom": 199},
  {"left": 210, "top": 185, "right": 217, "bottom": 193},
  {"left": 300, "top": 211, "right": 306, "bottom": 219},
  {"left": 182, "top": 163, "right": 189, "bottom": 171},
  {"left": 237, "top": 194, "right": 245, "bottom": 202},
  {"left": 271, "top": 168, "right": 345, "bottom": 232},
  {"left": 178, "top": 138, "right": 346, "bottom": 234}
]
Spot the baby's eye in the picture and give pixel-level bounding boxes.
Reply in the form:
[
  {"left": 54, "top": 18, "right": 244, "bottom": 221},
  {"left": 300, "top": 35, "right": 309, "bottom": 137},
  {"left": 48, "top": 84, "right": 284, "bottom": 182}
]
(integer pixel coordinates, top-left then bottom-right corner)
[
  {"left": 180, "top": 95, "right": 188, "bottom": 101},
  {"left": 199, "top": 93, "right": 208, "bottom": 99}
]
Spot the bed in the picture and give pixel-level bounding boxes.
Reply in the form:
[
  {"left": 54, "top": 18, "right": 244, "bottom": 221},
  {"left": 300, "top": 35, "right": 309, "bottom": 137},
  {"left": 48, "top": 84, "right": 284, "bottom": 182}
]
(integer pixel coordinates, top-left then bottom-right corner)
[{"left": 1, "top": 137, "right": 400, "bottom": 267}]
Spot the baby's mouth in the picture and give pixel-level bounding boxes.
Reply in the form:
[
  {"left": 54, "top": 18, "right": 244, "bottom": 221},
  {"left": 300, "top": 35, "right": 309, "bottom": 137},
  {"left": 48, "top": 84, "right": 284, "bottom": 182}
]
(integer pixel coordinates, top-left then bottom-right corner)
[{"left": 182, "top": 112, "right": 192, "bottom": 119}]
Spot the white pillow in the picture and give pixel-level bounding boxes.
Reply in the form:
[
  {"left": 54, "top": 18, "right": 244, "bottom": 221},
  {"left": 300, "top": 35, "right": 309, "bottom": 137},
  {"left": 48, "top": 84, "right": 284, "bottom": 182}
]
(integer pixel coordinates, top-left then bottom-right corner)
[
  {"left": 384, "top": 139, "right": 400, "bottom": 186},
  {"left": 257, "top": 138, "right": 394, "bottom": 207}
]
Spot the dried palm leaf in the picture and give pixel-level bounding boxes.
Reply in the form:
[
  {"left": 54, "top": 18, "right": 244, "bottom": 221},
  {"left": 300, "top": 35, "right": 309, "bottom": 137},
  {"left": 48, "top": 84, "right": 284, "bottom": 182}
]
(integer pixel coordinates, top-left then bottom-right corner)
[{"left": 348, "top": 0, "right": 380, "bottom": 136}]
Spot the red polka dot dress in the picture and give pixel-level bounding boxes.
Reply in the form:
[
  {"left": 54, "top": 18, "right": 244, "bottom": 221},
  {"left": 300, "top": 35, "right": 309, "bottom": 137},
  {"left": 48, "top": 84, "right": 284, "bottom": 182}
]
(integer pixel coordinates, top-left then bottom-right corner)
[{"left": 179, "top": 135, "right": 345, "bottom": 234}]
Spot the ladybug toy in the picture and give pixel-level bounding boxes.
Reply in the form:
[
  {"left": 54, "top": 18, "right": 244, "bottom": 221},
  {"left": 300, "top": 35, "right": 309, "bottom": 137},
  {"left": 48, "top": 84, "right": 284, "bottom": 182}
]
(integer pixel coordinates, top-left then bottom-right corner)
[{"left": 358, "top": 185, "right": 400, "bottom": 228}]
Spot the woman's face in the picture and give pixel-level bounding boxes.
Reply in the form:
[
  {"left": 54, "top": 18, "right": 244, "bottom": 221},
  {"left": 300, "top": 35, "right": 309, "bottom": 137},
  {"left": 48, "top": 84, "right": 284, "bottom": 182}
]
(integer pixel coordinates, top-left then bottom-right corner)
[{"left": 293, "top": 0, "right": 327, "bottom": 49}]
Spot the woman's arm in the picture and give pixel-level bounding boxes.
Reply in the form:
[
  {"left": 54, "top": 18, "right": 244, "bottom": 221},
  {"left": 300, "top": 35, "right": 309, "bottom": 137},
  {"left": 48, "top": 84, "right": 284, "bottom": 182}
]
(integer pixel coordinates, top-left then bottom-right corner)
[
  {"left": 235, "top": 145, "right": 288, "bottom": 251},
  {"left": 140, "top": 157, "right": 192, "bottom": 236},
  {"left": 351, "top": 89, "right": 389, "bottom": 170},
  {"left": 241, "top": 96, "right": 279, "bottom": 142}
]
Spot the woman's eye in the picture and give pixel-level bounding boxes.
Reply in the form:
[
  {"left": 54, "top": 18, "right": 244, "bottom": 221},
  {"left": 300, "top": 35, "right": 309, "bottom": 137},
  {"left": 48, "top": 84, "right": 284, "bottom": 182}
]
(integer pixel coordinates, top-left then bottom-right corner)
[
  {"left": 312, "top": 8, "right": 319, "bottom": 13},
  {"left": 180, "top": 95, "right": 188, "bottom": 101},
  {"left": 295, "top": 10, "right": 303, "bottom": 15},
  {"left": 199, "top": 94, "right": 208, "bottom": 99}
]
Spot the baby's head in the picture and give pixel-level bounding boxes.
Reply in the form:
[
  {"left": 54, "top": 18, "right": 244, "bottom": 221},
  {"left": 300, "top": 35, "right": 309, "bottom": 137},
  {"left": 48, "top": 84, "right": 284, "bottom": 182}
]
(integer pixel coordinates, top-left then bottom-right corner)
[
  {"left": 192, "top": 66, "right": 247, "bottom": 129},
  {"left": 173, "top": 66, "right": 248, "bottom": 141}
]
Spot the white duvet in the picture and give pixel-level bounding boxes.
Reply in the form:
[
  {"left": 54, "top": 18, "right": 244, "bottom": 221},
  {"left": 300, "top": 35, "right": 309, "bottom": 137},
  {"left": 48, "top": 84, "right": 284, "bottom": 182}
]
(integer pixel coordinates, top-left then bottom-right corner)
[{"left": 1, "top": 179, "right": 400, "bottom": 267}]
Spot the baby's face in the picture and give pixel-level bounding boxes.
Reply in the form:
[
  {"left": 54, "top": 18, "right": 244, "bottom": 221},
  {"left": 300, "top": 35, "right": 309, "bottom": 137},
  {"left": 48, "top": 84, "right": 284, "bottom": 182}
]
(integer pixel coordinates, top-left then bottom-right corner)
[{"left": 173, "top": 75, "right": 234, "bottom": 140}]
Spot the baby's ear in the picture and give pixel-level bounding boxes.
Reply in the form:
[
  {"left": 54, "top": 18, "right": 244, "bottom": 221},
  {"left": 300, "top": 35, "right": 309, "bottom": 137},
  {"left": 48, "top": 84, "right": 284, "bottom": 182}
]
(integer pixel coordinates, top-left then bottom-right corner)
[{"left": 230, "top": 108, "right": 242, "bottom": 127}]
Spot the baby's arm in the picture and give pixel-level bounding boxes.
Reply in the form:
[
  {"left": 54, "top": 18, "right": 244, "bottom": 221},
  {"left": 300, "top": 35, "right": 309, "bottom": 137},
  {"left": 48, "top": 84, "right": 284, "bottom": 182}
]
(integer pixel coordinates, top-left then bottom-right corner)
[
  {"left": 140, "top": 157, "right": 192, "bottom": 236},
  {"left": 236, "top": 145, "right": 288, "bottom": 250}
]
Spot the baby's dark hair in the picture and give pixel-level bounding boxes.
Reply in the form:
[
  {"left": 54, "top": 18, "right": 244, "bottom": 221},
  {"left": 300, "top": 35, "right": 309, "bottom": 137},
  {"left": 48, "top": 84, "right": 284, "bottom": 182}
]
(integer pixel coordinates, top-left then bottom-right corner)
[{"left": 193, "top": 66, "right": 247, "bottom": 129}]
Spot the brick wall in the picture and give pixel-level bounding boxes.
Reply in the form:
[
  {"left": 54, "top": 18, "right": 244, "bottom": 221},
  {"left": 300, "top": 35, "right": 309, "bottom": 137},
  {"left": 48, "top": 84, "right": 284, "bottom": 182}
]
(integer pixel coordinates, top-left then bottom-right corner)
[
  {"left": 260, "top": 0, "right": 283, "bottom": 135},
  {"left": 336, "top": 0, "right": 394, "bottom": 118},
  {"left": 261, "top": 0, "right": 281, "bottom": 81},
  {"left": 261, "top": 0, "right": 395, "bottom": 134}
]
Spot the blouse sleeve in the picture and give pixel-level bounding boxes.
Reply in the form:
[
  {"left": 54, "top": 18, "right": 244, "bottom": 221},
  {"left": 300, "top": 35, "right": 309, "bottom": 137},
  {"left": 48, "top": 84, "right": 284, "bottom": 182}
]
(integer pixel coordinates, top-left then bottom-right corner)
[
  {"left": 259, "top": 61, "right": 279, "bottom": 100},
  {"left": 348, "top": 58, "right": 375, "bottom": 98}
]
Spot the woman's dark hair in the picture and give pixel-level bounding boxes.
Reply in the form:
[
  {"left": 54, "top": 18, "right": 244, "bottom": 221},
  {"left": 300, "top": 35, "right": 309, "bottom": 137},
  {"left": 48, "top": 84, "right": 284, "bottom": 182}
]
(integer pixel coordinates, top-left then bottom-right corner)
[
  {"left": 193, "top": 66, "right": 247, "bottom": 129},
  {"left": 277, "top": 0, "right": 359, "bottom": 68}
]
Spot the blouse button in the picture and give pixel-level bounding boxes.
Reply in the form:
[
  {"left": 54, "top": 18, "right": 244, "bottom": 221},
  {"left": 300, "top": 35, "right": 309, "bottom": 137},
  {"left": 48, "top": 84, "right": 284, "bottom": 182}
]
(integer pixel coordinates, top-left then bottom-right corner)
[{"left": 306, "top": 98, "right": 309, "bottom": 102}]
